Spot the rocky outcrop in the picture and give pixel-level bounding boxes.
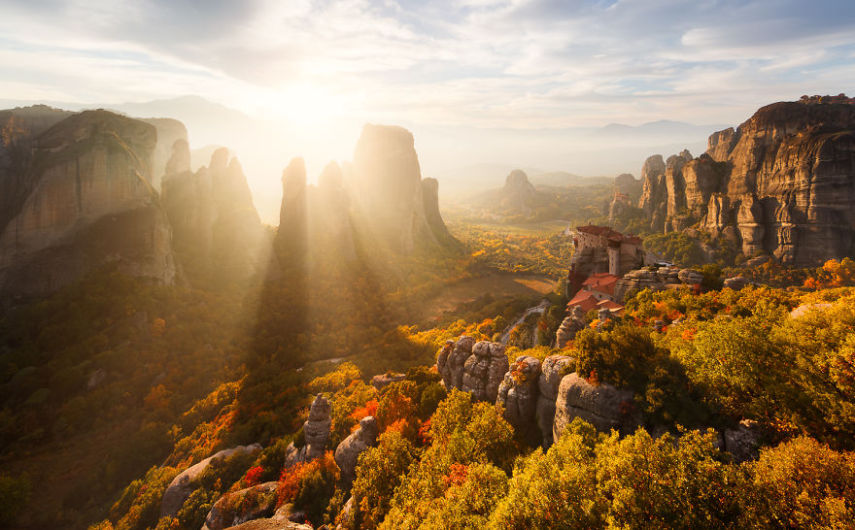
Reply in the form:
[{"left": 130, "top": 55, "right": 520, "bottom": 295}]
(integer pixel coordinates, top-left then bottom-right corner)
[
  {"left": 437, "top": 336, "right": 509, "bottom": 403},
  {"left": 142, "top": 118, "right": 188, "bottom": 191},
  {"left": 614, "top": 266, "right": 700, "bottom": 302},
  {"left": 162, "top": 145, "right": 265, "bottom": 284},
  {"left": 724, "top": 419, "right": 762, "bottom": 462},
  {"left": 638, "top": 98, "right": 855, "bottom": 265},
  {"left": 501, "top": 169, "right": 537, "bottom": 214},
  {"left": 285, "top": 395, "right": 332, "bottom": 466},
  {"left": 370, "top": 372, "right": 406, "bottom": 390},
  {"left": 276, "top": 157, "right": 309, "bottom": 261},
  {"left": 553, "top": 373, "right": 640, "bottom": 438},
  {"left": 437, "top": 337, "right": 473, "bottom": 390},
  {"left": 461, "top": 341, "right": 509, "bottom": 402},
  {"left": 334, "top": 416, "right": 379, "bottom": 487},
  {"left": 202, "top": 482, "right": 279, "bottom": 530},
  {"left": 350, "top": 124, "right": 454, "bottom": 253},
  {"left": 555, "top": 305, "right": 586, "bottom": 348},
  {"left": 161, "top": 443, "right": 262, "bottom": 517},
  {"left": 225, "top": 519, "right": 312, "bottom": 530},
  {"left": 536, "top": 355, "right": 574, "bottom": 448},
  {"left": 496, "top": 356, "right": 541, "bottom": 445},
  {"left": 723, "top": 276, "right": 749, "bottom": 290},
  {"left": 0, "top": 109, "right": 177, "bottom": 298},
  {"left": 421, "top": 177, "right": 460, "bottom": 248}
]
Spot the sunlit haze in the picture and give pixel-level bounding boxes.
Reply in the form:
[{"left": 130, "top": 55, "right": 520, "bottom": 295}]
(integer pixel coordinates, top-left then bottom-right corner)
[{"left": 2, "top": 0, "right": 855, "bottom": 222}]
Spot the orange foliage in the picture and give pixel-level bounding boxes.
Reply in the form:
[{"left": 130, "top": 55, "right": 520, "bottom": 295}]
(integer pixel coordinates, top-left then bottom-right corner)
[
  {"left": 277, "top": 451, "right": 337, "bottom": 507},
  {"left": 443, "top": 463, "right": 469, "bottom": 487},
  {"left": 350, "top": 399, "right": 379, "bottom": 422}
]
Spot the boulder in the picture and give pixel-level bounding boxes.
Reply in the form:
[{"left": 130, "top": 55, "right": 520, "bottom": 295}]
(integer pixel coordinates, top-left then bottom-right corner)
[
  {"left": 335, "top": 416, "right": 379, "bottom": 488},
  {"left": 724, "top": 419, "right": 762, "bottom": 462},
  {"left": 677, "top": 268, "right": 704, "bottom": 285},
  {"left": 496, "top": 356, "right": 541, "bottom": 445},
  {"left": 161, "top": 443, "right": 262, "bottom": 517},
  {"left": 553, "top": 373, "right": 640, "bottom": 440},
  {"left": 225, "top": 519, "right": 312, "bottom": 530},
  {"left": 723, "top": 276, "right": 749, "bottom": 290},
  {"left": 461, "top": 341, "right": 509, "bottom": 403},
  {"left": 370, "top": 372, "right": 406, "bottom": 390},
  {"left": 202, "top": 482, "right": 278, "bottom": 530}
]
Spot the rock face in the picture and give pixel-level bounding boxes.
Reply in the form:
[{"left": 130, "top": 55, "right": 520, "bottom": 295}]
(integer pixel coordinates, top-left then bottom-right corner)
[
  {"left": 225, "top": 519, "right": 312, "bottom": 530},
  {"left": 553, "top": 373, "right": 640, "bottom": 438},
  {"left": 536, "top": 355, "right": 574, "bottom": 448},
  {"left": 723, "top": 419, "right": 762, "bottom": 462},
  {"left": 555, "top": 305, "right": 586, "bottom": 348},
  {"left": 287, "top": 395, "right": 332, "bottom": 466},
  {"left": 0, "top": 109, "right": 177, "bottom": 297},
  {"left": 496, "top": 356, "right": 541, "bottom": 445},
  {"left": 461, "top": 341, "right": 510, "bottom": 403},
  {"left": 638, "top": 98, "right": 855, "bottom": 265},
  {"left": 723, "top": 276, "right": 749, "bottom": 290},
  {"left": 142, "top": 118, "right": 188, "bottom": 191},
  {"left": 161, "top": 443, "right": 262, "bottom": 517},
  {"left": 162, "top": 145, "right": 265, "bottom": 284},
  {"left": 350, "top": 124, "right": 455, "bottom": 253},
  {"left": 276, "top": 157, "right": 309, "bottom": 261},
  {"left": 614, "top": 266, "right": 699, "bottom": 302},
  {"left": 202, "top": 481, "right": 279, "bottom": 530},
  {"left": 437, "top": 336, "right": 509, "bottom": 403},
  {"left": 334, "top": 416, "right": 379, "bottom": 487},
  {"left": 501, "top": 169, "right": 537, "bottom": 214}
]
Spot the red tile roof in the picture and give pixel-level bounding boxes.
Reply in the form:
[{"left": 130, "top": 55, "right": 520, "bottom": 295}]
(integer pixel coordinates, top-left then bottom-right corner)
[
  {"left": 567, "top": 291, "right": 600, "bottom": 313},
  {"left": 582, "top": 273, "right": 619, "bottom": 296}
]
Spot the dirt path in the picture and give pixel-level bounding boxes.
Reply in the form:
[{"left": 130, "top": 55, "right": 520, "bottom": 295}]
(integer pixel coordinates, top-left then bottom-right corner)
[{"left": 499, "top": 298, "right": 551, "bottom": 344}]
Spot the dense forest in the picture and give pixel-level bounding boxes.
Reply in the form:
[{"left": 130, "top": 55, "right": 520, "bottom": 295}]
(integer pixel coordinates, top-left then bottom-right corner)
[{"left": 3, "top": 220, "right": 855, "bottom": 528}]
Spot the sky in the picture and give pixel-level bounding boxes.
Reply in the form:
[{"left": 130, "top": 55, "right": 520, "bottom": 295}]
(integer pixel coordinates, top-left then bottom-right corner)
[{"left": 2, "top": 0, "right": 855, "bottom": 221}]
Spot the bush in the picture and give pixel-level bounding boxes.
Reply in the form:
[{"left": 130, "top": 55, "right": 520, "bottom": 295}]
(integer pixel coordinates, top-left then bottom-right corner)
[{"left": 0, "top": 473, "right": 31, "bottom": 527}]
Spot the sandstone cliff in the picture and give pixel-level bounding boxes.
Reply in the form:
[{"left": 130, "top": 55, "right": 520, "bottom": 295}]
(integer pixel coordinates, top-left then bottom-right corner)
[
  {"left": 275, "top": 125, "right": 457, "bottom": 261},
  {"left": 350, "top": 124, "right": 456, "bottom": 253},
  {"left": 162, "top": 144, "right": 266, "bottom": 285},
  {"left": 638, "top": 98, "right": 855, "bottom": 265},
  {"left": 142, "top": 117, "right": 189, "bottom": 191},
  {"left": 0, "top": 109, "right": 177, "bottom": 297}
]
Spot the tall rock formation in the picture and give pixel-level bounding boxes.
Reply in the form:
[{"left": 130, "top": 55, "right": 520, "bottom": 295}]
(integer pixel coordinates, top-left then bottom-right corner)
[
  {"left": 638, "top": 97, "right": 855, "bottom": 265},
  {"left": 350, "top": 124, "right": 455, "bottom": 253},
  {"left": 142, "top": 117, "right": 188, "bottom": 191},
  {"left": 162, "top": 145, "right": 265, "bottom": 284},
  {"left": 501, "top": 169, "right": 537, "bottom": 214},
  {"left": 0, "top": 109, "right": 176, "bottom": 297}
]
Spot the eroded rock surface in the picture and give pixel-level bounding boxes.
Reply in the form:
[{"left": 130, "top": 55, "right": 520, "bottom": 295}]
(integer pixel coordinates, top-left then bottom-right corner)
[
  {"left": 638, "top": 99, "right": 855, "bottom": 265},
  {"left": 556, "top": 305, "right": 586, "bottom": 349},
  {"left": 202, "top": 481, "right": 278, "bottom": 530},
  {"left": 161, "top": 443, "right": 262, "bottom": 518},
  {"left": 461, "top": 341, "right": 509, "bottom": 403},
  {"left": 0, "top": 109, "right": 177, "bottom": 297},
  {"left": 334, "top": 416, "right": 379, "bottom": 487},
  {"left": 285, "top": 395, "right": 332, "bottom": 466},
  {"left": 496, "top": 356, "right": 541, "bottom": 445},
  {"left": 553, "top": 373, "right": 640, "bottom": 439},
  {"left": 536, "top": 355, "right": 574, "bottom": 448}
]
